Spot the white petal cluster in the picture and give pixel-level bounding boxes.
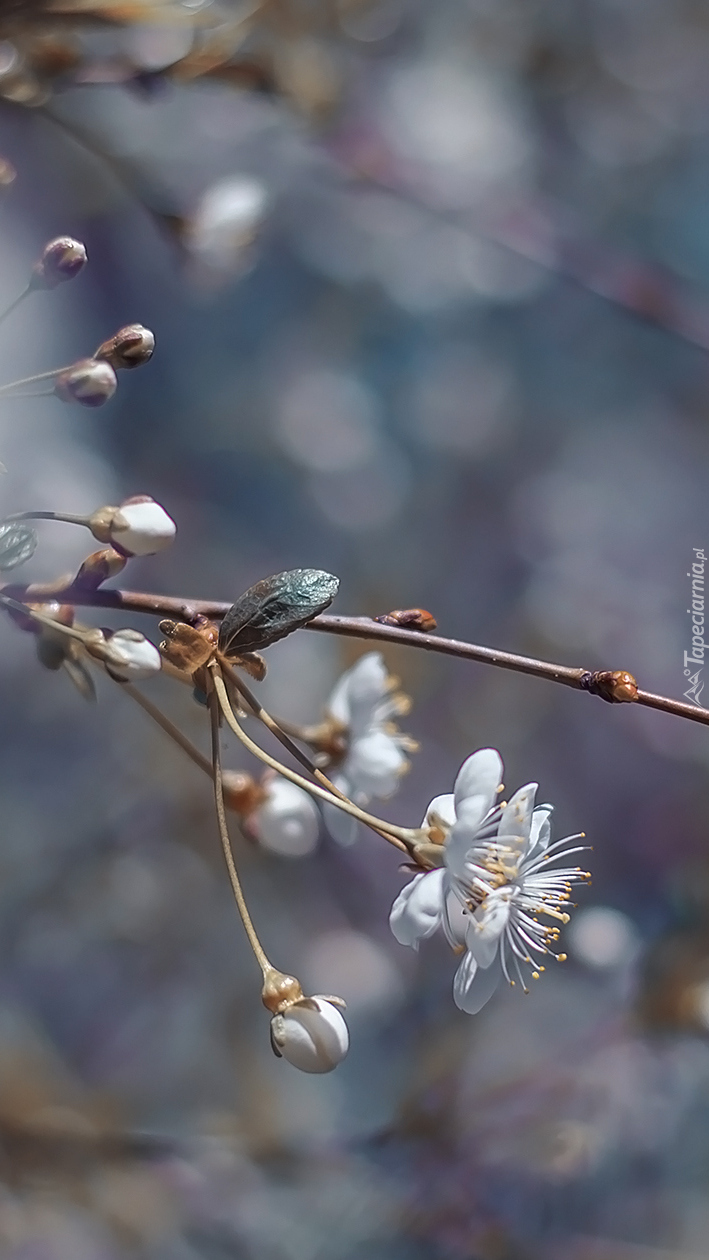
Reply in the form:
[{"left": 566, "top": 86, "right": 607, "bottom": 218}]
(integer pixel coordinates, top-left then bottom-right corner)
[
  {"left": 250, "top": 775, "right": 320, "bottom": 858},
  {"left": 103, "top": 629, "right": 162, "bottom": 682},
  {"left": 270, "top": 997, "right": 349, "bottom": 1073},
  {"left": 110, "top": 499, "right": 177, "bottom": 557},
  {"left": 324, "top": 653, "right": 413, "bottom": 845},
  {"left": 390, "top": 749, "right": 589, "bottom": 1014}
]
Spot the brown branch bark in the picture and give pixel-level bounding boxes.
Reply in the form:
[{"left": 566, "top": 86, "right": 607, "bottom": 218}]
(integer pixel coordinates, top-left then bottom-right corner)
[{"left": 2, "top": 578, "right": 707, "bottom": 729}]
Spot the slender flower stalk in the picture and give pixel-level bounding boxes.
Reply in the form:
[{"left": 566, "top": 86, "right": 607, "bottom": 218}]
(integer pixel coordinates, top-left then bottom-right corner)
[
  {"left": 208, "top": 689, "right": 273, "bottom": 976},
  {"left": 0, "top": 366, "right": 71, "bottom": 395},
  {"left": 0, "top": 287, "right": 30, "bottom": 329},
  {"left": 120, "top": 682, "right": 214, "bottom": 779}
]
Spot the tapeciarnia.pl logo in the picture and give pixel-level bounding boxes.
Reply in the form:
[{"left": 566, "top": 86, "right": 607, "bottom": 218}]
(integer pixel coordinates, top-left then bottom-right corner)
[{"left": 685, "top": 547, "right": 707, "bottom": 706}]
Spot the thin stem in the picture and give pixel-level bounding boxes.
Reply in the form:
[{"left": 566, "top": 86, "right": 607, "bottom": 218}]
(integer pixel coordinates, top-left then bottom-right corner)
[
  {"left": 221, "top": 660, "right": 409, "bottom": 854},
  {"left": 209, "top": 687, "right": 273, "bottom": 975},
  {"left": 0, "top": 367, "right": 68, "bottom": 395},
  {"left": 39, "top": 106, "right": 185, "bottom": 250},
  {"left": 120, "top": 682, "right": 214, "bottom": 778},
  {"left": 340, "top": 164, "right": 709, "bottom": 357},
  {"left": 0, "top": 286, "right": 30, "bottom": 330},
  {"left": 0, "top": 592, "right": 93, "bottom": 646},
  {"left": 3, "top": 580, "right": 709, "bottom": 730},
  {"left": 4, "top": 510, "right": 88, "bottom": 526},
  {"left": 210, "top": 664, "right": 418, "bottom": 849}
]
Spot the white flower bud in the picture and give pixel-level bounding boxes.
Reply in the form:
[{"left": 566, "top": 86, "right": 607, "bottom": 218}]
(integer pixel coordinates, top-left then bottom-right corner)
[
  {"left": 32, "top": 236, "right": 88, "bottom": 289},
  {"left": 250, "top": 776, "right": 320, "bottom": 858},
  {"left": 102, "top": 629, "right": 162, "bottom": 682},
  {"left": 95, "top": 324, "right": 155, "bottom": 371},
  {"left": 104, "top": 497, "right": 176, "bottom": 557},
  {"left": 54, "top": 359, "right": 117, "bottom": 408},
  {"left": 270, "top": 997, "right": 349, "bottom": 1074}
]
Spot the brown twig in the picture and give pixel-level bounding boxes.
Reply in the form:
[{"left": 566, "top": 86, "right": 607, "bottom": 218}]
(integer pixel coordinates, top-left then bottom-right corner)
[{"left": 1, "top": 579, "right": 707, "bottom": 729}]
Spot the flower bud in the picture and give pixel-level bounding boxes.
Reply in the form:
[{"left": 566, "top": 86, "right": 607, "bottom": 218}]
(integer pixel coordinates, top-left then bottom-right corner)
[
  {"left": 581, "top": 669, "right": 638, "bottom": 704},
  {"left": 375, "top": 608, "right": 437, "bottom": 632},
  {"left": 31, "top": 237, "right": 88, "bottom": 289},
  {"left": 54, "top": 359, "right": 117, "bottom": 408},
  {"left": 73, "top": 547, "right": 127, "bottom": 590},
  {"left": 88, "top": 496, "right": 176, "bottom": 557},
  {"left": 249, "top": 775, "right": 320, "bottom": 858},
  {"left": 95, "top": 324, "right": 155, "bottom": 371},
  {"left": 0, "top": 521, "right": 37, "bottom": 571},
  {"left": 100, "top": 629, "right": 162, "bottom": 682},
  {"left": 221, "top": 770, "right": 265, "bottom": 816},
  {"left": 270, "top": 997, "right": 349, "bottom": 1074}
]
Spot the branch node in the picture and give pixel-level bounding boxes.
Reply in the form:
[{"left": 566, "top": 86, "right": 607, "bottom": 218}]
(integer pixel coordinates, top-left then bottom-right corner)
[{"left": 579, "top": 669, "right": 638, "bottom": 703}]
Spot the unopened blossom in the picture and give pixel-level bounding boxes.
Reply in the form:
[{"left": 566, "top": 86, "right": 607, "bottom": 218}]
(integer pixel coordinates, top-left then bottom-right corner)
[
  {"left": 390, "top": 749, "right": 589, "bottom": 1014},
  {"left": 270, "top": 996, "right": 349, "bottom": 1073},
  {"left": 31, "top": 236, "right": 87, "bottom": 289},
  {"left": 249, "top": 775, "right": 320, "bottom": 858},
  {"left": 102, "top": 629, "right": 162, "bottom": 682},
  {"left": 89, "top": 497, "right": 176, "bottom": 557},
  {"left": 54, "top": 359, "right": 117, "bottom": 408},
  {"left": 323, "top": 652, "right": 416, "bottom": 845},
  {"left": 95, "top": 324, "right": 155, "bottom": 371}
]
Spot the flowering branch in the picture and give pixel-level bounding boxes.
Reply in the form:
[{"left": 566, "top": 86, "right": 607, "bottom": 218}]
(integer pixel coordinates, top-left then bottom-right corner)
[{"left": 1, "top": 578, "right": 706, "bottom": 729}]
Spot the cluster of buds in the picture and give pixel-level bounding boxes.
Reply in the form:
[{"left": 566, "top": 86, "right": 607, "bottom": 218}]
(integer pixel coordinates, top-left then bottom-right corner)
[
  {"left": 53, "top": 325, "right": 154, "bottom": 408},
  {"left": 0, "top": 235, "right": 154, "bottom": 410}
]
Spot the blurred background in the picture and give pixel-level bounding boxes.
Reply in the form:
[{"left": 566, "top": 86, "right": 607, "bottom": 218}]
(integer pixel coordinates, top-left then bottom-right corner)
[{"left": 1, "top": 0, "right": 709, "bottom": 1255}]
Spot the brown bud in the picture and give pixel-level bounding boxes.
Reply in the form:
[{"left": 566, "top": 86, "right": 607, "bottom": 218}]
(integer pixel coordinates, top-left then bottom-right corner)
[
  {"left": 73, "top": 548, "right": 127, "bottom": 590},
  {"left": 221, "top": 770, "right": 266, "bottom": 816},
  {"left": 54, "top": 359, "right": 117, "bottom": 408},
  {"left": 261, "top": 969, "right": 304, "bottom": 1014},
  {"left": 95, "top": 324, "right": 155, "bottom": 371},
  {"left": 31, "top": 237, "right": 87, "bottom": 289},
  {"left": 374, "top": 608, "right": 437, "bottom": 632},
  {"left": 580, "top": 669, "right": 638, "bottom": 704},
  {"left": 158, "top": 619, "right": 217, "bottom": 673}
]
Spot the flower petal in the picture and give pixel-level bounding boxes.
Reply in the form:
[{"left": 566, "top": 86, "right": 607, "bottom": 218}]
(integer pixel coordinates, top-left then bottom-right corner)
[
  {"left": 323, "top": 776, "right": 362, "bottom": 846},
  {"left": 327, "top": 652, "right": 388, "bottom": 732},
  {"left": 423, "top": 793, "right": 456, "bottom": 830},
  {"left": 346, "top": 728, "right": 407, "bottom": 799},
  {"left": 252, "top": 777, "right": 320, "bottom": 858},
  {"left": 528, "top": 804, "right": 553, "bottom": 856},
  {"left": 443, "top": 889, "right": 468, "bottom": 947},
  {"left": 453, "top": 951, "right": 502, "bottom": 1014},
  {"left": 498, "top": 783, "right": 537, "bottom": 856},
  {"left": 466, "top": 889, "right": 512, "bottom": 968},
  {"left": 453, "top": 749, "right": 503, "bottom": 824},
  {"left": 390, "top": 869, "right": 445, "bottom": 948}
]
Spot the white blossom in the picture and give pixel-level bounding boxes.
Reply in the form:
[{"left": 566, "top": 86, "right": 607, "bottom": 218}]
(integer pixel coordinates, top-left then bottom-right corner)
[
  {"left": 323, "top": 652, "right": 415, "bottom": 845},
  {"left": 109, "top": 498, "right": 177, "bottom": 557},
  {"left": 102, "top": 629, "right": 162, "bottom": 682},
  {"left": 270, "top": 997, "right": 349, "bottom": 1073},
  {"left": 250, "top": 775, "right": 320, "bottom": 858},
  {"left": 390, "top": 748, "right": 589, "bottom": 1014},
  {"left": 188, "top": 176, "right": 269, "bottom": 273}
]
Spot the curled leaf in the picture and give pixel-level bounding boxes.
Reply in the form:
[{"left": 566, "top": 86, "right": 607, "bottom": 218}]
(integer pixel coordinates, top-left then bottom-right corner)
[{"left": 219, "top": 569, "right": 339, "bottom": 657}]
